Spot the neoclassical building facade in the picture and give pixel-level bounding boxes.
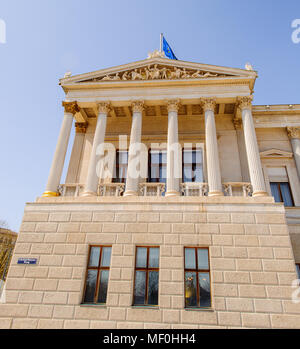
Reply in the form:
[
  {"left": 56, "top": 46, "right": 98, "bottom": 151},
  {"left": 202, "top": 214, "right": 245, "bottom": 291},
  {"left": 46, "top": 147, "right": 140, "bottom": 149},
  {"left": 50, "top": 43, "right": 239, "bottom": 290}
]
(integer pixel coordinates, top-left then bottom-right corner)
[{"left": 1, "top": 56, "right": 300, "bottom": 328}]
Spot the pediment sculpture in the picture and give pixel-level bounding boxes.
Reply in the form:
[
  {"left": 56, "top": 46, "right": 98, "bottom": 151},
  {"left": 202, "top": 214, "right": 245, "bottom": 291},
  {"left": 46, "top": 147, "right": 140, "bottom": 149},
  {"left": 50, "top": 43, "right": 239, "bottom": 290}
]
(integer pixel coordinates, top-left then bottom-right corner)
[{"left": 82, "top": 64, "right": 232, "bottom": 83}]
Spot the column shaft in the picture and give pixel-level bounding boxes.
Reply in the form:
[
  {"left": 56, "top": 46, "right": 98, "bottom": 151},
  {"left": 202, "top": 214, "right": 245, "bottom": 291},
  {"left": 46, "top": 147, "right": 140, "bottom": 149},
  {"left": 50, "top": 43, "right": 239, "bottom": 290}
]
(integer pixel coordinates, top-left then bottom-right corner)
[
  {"left": 166, "top": 100, "right": 180, "bottom": 197},
  {"left": 124, "top": 101, "right": 144, "bottom": 196},
  {"left": 287, "top": 127, "right": 300, "bottom": 180},
  {"left": 82, "top": 102, "right": 110, "bottom": 196},
  {"left": 238, "top": 97, "right": 267, "bottom": 197},
  {"left": 42, "top": 101, "right": 78, "bottom": 197},
  {"left": 202, "top": 98, "right": 223, "bottom": 196}
]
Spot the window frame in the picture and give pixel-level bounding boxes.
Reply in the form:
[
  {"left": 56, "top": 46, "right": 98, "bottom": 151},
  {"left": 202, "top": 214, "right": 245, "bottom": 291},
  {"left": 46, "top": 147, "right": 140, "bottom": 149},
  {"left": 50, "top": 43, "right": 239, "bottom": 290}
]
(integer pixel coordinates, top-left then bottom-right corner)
[
  {"left": 184, "top": 246, "right": 211, "bottom": 309},
  {"left": 270, "top": 181, "right": 295, "bottom": 207},
  {"left": 133, "top": 245, "right": 160, "bottom": 306},
  {"left": 182, "top": 147, "right": 204, "bottom": 183},
  {"left": 147, "top": 149, "right": 167, "bottom": 183},
  {"left": 113, "top": 149, "right": 128, "bottom": 183},
  {"left": 296, "top": 264, "right": 300, "bottom": 280},
  {"left": 82, "top": 245, "right": 112, "bottom": 305}
]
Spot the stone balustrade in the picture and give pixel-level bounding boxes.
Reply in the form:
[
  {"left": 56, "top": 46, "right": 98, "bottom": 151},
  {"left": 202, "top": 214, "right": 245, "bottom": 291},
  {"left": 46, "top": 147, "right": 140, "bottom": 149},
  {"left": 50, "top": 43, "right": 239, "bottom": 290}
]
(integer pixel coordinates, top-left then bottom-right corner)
[
  {"left": 223, "top": 182, "right": 252, "bottom": 197},
  {"left": 58, "top": 183, "right": 84, "bottom": 197},
  {"left": 59, "top": 182, "right": 252, "bottom": 197},
  {"left": 98, "top": 183, "right": 125, "bottom": 197},
  {"left": 180, "top": 182, "right": 208, "bottom": 196},
  {"left": 139, "top": 182, "right": 166, "bottom": 196}
]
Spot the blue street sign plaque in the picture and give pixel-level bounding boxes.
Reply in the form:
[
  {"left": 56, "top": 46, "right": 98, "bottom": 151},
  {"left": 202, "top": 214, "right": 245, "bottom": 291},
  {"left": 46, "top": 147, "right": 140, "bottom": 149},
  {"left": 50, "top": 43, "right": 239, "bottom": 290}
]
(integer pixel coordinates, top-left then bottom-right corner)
[{"left": 17, "top": 258, "right": 37, "bottom": 265}]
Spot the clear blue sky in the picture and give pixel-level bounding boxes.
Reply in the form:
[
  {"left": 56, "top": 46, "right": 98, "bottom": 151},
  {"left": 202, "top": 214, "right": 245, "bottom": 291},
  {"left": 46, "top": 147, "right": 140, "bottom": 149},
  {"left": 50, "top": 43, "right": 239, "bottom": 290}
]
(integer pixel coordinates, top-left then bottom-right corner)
[{"left": 0, "top": 0, "right": 299, "bottom": 231}]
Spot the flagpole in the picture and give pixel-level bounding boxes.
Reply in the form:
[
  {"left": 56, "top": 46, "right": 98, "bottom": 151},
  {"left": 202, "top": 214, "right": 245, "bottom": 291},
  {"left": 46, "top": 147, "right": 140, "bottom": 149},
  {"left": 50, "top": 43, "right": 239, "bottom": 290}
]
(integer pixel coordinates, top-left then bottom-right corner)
[{"left": 160, "top": 33, "right": 163, "bottom": 53}]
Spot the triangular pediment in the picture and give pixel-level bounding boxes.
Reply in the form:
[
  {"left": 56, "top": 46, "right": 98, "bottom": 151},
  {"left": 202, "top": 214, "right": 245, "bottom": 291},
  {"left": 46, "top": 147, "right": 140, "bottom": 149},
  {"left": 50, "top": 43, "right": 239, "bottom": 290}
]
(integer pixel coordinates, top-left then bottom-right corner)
[
  {"left": 60, "top": 57, "right": 257, "bottom": 86},
  {"left": 260, "top": 149, "right": 293, "bottom": 159}
]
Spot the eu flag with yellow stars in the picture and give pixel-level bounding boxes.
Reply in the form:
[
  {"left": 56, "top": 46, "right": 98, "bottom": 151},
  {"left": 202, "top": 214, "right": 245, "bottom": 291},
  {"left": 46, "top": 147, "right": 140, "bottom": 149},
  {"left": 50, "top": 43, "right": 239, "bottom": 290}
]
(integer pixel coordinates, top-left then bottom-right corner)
[{"left": 163, "top": 36, "right": 178, "bottom": 60}]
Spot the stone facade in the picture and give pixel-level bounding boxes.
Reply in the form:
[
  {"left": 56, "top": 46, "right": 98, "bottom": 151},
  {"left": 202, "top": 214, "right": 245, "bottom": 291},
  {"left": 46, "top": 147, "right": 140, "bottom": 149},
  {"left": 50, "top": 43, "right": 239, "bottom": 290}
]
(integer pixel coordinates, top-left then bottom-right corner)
[{"left": 1, "top": 56, "right": 300, "bottom": 328}]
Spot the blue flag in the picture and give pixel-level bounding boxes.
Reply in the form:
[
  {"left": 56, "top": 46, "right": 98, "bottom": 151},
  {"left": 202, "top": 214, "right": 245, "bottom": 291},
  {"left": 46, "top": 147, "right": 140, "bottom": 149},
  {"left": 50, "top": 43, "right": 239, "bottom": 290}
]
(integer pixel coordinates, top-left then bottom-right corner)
[{"left": 163, "top": 36, "right": 178, "bottom": 60}]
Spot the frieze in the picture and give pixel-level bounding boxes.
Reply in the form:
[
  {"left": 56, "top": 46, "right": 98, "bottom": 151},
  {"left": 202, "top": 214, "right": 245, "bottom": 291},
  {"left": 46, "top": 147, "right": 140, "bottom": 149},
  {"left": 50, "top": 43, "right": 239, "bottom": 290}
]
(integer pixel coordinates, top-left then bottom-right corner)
[{"left": 80, "top": 64, "right": 233, "bottom": 83}]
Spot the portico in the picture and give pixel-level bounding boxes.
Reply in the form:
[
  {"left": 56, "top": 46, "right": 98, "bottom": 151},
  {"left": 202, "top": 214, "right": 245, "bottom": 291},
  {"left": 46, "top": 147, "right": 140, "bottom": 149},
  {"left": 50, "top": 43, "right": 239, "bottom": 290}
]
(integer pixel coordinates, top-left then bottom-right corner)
[{"left": 3, "top": 55, "right": 300, "bottom": 330}]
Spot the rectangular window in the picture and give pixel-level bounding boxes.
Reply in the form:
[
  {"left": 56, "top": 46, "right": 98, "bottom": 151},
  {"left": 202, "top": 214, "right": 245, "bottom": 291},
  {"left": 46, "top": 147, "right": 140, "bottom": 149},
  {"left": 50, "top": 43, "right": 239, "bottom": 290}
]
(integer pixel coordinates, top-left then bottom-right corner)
[
  {"left": 113, "top": 150, "right": 128, "bottom": 183},
  {"left": 184, "top": 247, "right": 211, "bottom": 308},
  {"left": 148, "top": 150, "right": 166, "bottom": 184},
  {"left": 270, "top": 182, "right": 294, "bottom": 207},
  {"left": 133, "top": 246, "right": 159, "bottom": 306},
  {"left": 82, "top": 245, "right": 112, "bottom": 304},
  {"left": 296, "top": 264, "right": 300, "bottom": 279},
  {"left": 182, "top": 149, "right": 203, "bottom": 182}
]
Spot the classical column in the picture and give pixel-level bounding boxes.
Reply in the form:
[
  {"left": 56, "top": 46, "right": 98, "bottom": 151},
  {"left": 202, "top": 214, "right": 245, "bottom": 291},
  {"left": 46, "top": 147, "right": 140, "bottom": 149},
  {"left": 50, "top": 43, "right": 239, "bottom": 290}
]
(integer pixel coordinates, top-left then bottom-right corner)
[
  {"left": 287, "top": 127, "right": 300, "bottom": 179},
  {"left": 166, "top": 99, "right": 181, "bottom": 197},
  {"left": 42, "top": 101, "right": 79, "bottom": 197},
  {"left": 82, "top": 102, "right": 110, "bottom": 197},
  {"left": 233, "top": 117, "right": 250, "bottom": 182},
  {"left": 201, "top": 98, "right": 223, "bottom": 196},
  {"left": 65, "top": 122, "right": 87, "bottom": 184},
  {"left": 124, "top": 101, "right": 144, "bottom": 196},
  {"left": 237, "top": 96, "right": 268, "bottom": 197}
]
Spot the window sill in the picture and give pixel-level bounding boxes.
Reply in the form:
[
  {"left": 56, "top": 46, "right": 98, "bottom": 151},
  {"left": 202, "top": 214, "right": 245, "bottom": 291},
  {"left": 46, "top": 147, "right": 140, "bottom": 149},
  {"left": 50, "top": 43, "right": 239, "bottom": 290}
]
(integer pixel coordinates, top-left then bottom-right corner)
[
  {"left": 131, "top": 305, "right": 159, "bottom": 310},
  {"left": 80, "top": 303, "right": 107, "bottom": 308},
  {"left": 184, "top": 307, "right": 214, "bottom": 312}
]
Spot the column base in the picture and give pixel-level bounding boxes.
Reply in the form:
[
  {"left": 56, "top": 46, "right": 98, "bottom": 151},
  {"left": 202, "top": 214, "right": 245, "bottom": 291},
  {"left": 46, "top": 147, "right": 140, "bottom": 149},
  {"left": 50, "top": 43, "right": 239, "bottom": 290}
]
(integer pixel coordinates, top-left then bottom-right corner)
[
  {"left": 123, "top": 190, "right": 138, "bottom": 197},
  {"left": 208, "top": 190, "right": 224, "bottom": 197},
  {"left": 165, "top": 190, "right": 180, "bottom": 197},
  {"left": 252, "top": 190, "right": 268, "bottom": 197},
  {"left": 81, "top": 191, "right": 97, "bottom": 197},
  {"left": 41, "top": 191, "right": 60, "bottom": 197}
]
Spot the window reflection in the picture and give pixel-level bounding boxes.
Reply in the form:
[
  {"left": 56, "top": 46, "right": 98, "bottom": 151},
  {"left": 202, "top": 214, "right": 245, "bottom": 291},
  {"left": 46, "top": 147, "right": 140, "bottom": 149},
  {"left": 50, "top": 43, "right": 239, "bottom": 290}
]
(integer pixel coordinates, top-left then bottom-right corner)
[{"left": 133, "top": 247, "right": 159, "bottom": 306}]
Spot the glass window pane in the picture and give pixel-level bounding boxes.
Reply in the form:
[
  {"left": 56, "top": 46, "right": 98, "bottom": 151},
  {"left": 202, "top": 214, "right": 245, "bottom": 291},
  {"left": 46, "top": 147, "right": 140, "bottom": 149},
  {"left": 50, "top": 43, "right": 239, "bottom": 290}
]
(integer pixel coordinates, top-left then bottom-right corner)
[
  {"left": 101, "top": 247, "right": 112, "bottom": 267},
  {"left": 97, "top": 270, "right": 109, "bottom": 303},
  {"left": 134, "top": 271, "right": 146, "bottom": 305},
  {"left": 160, "top": 166, "right": 166, "bottom": 182},
  {"left": 136, "top": 247, "right": 147, "bottom": 268},
  {"left": 197, "top": 249, "right": 209, "bottom": 270},
  {"left": 83, "top": 270, "right": 97, "bottom": 303},
  {"left": 151, "top": 166, "right": 159, "bottom": 179},
  {"left": 270, "top": 183, "right": 281, "bottom": 203},
  {"left": 183, "top": 150, "right": 193, "bottom": 163},
  {"left": 119, "top": 151, "right": 128, "bottom": 164},
  {"left": 194, "top": 167, "right": 203, "bottom": 182},
  {"left": 183, "top": 167, "right": 193, "bottom": 182},
  {"left": 296, "top": 265, "right": 300, "bottom": 279},
  {"left": 119, "top": 167, "right": 127, "bottom": 180},
  {"left": 147, "top": 271, "right": 159, "bottom": 305},
  {"left": 185, "top": 248, "right": 196, "bottom": 269},
  {"left": 280, "top": 183, "right": 294, "bottom": 207},
  {"left": 185, "top": 271, "right": 197, "bottom": 307},
  {"left": 195, "top": 150, "right": 202, "bottom": 164},
  {"left": 89, "top": 247, "right": 100, "bottom": 267},
  {"left": 199, "top": 272, "right": 211, "bottom": 308},
  {"left": 149, "top": 248, "right": 159, "bottom": 268},
  {"left": 161, "top": 151, "right": 167, "bottom": 163},
  {"left": 151, "top": 152, "right": 159, "bottom": 164}
]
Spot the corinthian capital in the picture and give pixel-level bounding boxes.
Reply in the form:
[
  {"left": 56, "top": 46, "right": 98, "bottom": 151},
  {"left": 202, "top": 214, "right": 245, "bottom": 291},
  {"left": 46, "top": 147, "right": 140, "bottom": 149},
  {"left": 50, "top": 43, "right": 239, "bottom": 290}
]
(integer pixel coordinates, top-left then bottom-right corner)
[
  {"left": 75, "top": 122, "right": 88, "bottom": 134},
  {"left": 237, "top": 96, "right": 253, "bottom": 110},
  {"left": 62, "top": 101, "right": 80, "bottom": 115},
  {"left": 131, "top": 100, "right": 145, "bottom": 113},
  {"left": 200, "top": 98, "right": 216, "bottom": 112},
  {"left": 287, "top": 127, "right": 300, "bottom": 139},
  {"left": 166, "top": 99, "right": 181, "bottom": 113},
  {"left": 97, "top": 102, "right": 111, "bottom": 114}
]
